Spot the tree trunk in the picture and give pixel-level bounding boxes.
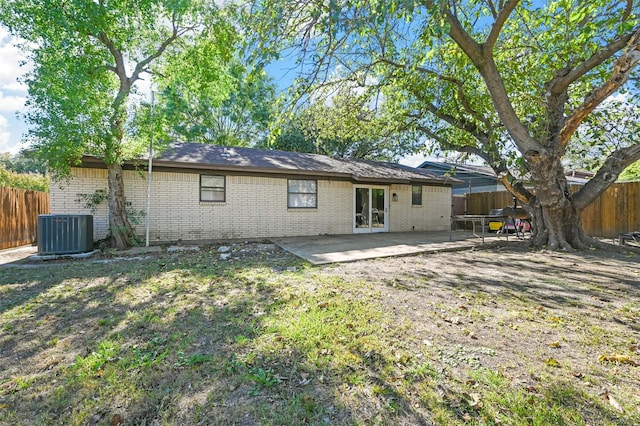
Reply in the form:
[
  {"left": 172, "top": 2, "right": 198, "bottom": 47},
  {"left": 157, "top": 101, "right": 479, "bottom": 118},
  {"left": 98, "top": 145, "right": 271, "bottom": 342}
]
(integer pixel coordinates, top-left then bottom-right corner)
[
  {"left": 527, "top": 157, "right": 590, "bottom": 251},
  {"left": 107, "top": 162, "right": 135, "bottom": 249},
  {"left": 528, "top": 193, "right": 588, "bottom": 251}
]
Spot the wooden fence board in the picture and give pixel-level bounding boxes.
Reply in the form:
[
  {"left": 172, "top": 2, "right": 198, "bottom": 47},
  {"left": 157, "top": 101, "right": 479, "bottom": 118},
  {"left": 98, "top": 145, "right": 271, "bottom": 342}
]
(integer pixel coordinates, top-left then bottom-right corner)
[
  {"left": 466, "top": 182, "right": 640, "bottom": 238},
  {"left": 0, "top": 187, "right": 50, "bottom": 250},
  {"left": 466, "top": 191, "right": 514, "bottom": 215}
]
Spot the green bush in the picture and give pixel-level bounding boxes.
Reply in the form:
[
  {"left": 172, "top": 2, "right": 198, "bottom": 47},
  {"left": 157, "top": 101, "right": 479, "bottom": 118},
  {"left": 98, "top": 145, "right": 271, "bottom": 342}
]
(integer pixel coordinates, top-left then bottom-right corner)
[
  {"left": 619, "top": 160, "right": 640, "bottom": 182},
  {"left": 0, "top": 166, "right": 49, "bottom": 192}
]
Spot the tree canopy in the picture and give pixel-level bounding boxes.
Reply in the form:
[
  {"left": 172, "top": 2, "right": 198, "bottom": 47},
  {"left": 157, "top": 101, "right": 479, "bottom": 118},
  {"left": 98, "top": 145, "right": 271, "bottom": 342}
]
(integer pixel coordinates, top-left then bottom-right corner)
[
  {"left": 0, "top": 0, "right": 233, "bottom": 248},
  {"left": 619, "top": 160, "right": 640, "bottom": 181},
  {"left": 0, "top": 166, "right": 49, "bottom": 192},
  {"left": 0, "top": 151, "right": 47, "bottom": 175},
  {"left": 248, "top": 0, "right": 640, "bottom": 250},
  {"left": 152, "top": 41, "right": 276, "bottom": 146},
  {"left": 265, "top": 88, "right": 423, "bottom": 161}
]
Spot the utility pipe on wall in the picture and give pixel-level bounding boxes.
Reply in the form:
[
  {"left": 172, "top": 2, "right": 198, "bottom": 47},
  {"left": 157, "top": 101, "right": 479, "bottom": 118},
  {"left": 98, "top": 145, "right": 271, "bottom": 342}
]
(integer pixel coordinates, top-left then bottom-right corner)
[{"left": 145, "top": 91, "right": 154, "bottom": 247}]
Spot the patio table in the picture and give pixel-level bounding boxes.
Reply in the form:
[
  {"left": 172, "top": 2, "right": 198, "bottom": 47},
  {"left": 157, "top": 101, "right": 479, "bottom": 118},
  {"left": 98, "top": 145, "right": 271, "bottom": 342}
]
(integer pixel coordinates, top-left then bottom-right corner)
[{"left": 451, "top": 215, "right": 508, "bottom": 243}]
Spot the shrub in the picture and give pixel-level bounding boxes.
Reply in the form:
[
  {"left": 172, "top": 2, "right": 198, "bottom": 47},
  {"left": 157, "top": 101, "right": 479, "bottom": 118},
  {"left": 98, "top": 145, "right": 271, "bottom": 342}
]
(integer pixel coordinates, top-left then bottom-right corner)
[{"left": 0, "top": 166, "right": 49, "bottom": 192}]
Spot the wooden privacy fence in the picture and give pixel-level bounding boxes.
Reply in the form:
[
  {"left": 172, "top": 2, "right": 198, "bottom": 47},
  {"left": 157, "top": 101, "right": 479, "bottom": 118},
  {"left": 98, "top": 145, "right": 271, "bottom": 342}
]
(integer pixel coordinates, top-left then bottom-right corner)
[
  {"left": 466, "top": 191, "right": 515, "bottom": 216},
  {"left": 581, "top": 182, "right": 640, "bottom": 238},
  {"left": 0, "top": 187, "right": 50, "bottom": 250},
  {"left": 466, "top": 182, "right": 640, "bottom": 238}
]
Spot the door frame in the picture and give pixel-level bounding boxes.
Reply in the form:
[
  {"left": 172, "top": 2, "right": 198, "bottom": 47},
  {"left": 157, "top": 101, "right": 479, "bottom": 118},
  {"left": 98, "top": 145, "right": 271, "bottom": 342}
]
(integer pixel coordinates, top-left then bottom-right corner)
[{"left": 353, "top": 185, "right": 389, "bottom": 233}]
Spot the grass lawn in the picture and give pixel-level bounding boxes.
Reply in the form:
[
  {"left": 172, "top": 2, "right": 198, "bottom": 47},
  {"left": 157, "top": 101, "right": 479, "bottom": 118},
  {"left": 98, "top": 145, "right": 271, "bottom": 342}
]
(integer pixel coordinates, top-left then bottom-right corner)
[{"left": 1, "top": 242, "right": 639, "bottom": 425}]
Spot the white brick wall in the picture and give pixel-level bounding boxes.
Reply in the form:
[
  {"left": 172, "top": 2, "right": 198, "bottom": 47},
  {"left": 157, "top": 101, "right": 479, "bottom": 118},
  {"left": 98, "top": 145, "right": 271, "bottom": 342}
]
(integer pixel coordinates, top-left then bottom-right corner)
[
  {"left": 387, "top": 184, "right": 452, "bottom": 232},
  {"left": 50, "top": 168, "right": 111, "bottom": 239},
  {"left": 51, "top": 168, "right": 451, "bottom": 242}
]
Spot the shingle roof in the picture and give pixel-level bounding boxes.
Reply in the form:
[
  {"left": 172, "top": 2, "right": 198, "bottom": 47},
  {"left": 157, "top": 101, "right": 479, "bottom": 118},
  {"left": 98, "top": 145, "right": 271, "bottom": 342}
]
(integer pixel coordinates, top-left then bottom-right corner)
[
  {"left": 417, "top": 160, "right": 589, "bottom": 185},
  {"left": 141, "top": 143, "right": 457, "bottom": 185},
  {"left": 417, "top": 160, "right": 497, "bottom": 178}
]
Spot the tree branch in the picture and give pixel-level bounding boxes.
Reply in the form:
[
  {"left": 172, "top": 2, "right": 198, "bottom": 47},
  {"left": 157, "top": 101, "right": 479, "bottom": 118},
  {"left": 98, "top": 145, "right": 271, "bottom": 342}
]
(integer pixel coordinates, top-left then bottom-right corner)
[
  {"left": 130, "top": 22, "right": 197, "bottom": 85},
  {"left": 548, "top": 31, "right": 635, "bottom": 97},
  {"left": 496, "top": 170, "right": 534, "bottom": 205},
  {"left": 429, "top": 1, "right": 484, "bottom": 63},
  {"left": 426, "top": 0, "right": 541, "bottom": 157},
  {"left": 379, "top": 57, "right": 493, "bottom": 129},
  {"left": 414, "top": 123, "right": 484, "bottom": 157},
  {"left": 407, "top": 99, "right": 488, "bottom": 140},
  {"left": 560, "top": 27, "right": 640, "bottom": 147},
  {"left": 622, "top": 0, "right": 633, "bottom": 20},
  {"left": 486, "top": 0, "right": 498, "bottom": 18},
  {"left": 485, "top": 0, "right": 520, "bottom": 50},
  {"left": 98, "top": 31, "right": 126, "bottom": 82},
  {"left": 414, "top": 121, "right": 534, "bottom": 204},
  {"left": 573, "top": 143, "right": 640, "bottom": 210},
  {"left": 377, "top": 57, "right": 463, "bottom": 85}
]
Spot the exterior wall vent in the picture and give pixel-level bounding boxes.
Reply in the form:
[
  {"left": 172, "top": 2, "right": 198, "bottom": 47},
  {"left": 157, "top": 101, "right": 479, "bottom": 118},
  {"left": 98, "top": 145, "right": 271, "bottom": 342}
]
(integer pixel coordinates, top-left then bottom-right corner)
[{"left": 37, "top": 214, "right": 94, "bottom": 255}]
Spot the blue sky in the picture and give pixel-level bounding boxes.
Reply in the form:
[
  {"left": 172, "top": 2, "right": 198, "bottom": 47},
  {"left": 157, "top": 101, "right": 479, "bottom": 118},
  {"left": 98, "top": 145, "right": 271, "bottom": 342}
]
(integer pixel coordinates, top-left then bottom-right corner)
[{"left": 0, "top": 27, "right": 29, "bottom": 155}]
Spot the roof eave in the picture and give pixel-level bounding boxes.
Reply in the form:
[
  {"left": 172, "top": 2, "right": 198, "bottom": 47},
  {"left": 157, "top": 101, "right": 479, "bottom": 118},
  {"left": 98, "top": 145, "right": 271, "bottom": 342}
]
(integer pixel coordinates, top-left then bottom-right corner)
[{"left": 79, "top": 155, "right": 456, "bottom": 186}]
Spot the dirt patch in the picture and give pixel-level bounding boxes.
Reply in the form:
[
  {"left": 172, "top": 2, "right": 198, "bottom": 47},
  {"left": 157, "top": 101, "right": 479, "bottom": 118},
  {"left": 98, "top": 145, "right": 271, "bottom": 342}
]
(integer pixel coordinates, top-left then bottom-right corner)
[{"left": 320, "top": 246, "right": 640, "bottom": 415}]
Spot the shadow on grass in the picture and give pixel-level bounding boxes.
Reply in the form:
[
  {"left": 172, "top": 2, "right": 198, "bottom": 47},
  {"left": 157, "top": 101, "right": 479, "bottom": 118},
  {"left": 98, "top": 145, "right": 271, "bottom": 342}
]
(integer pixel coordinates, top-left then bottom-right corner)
[
  {"left": 0, "top": 249, "right": 365, "bottom": 425},
  {"left": 1, "top": 246, "right": 638, "bottom": 425},
  {"left": 366, "top": 248, "right": 640, "bottom": 424},
  {"left": 382, "top": 248, "right": 639, "bottom": 312}
]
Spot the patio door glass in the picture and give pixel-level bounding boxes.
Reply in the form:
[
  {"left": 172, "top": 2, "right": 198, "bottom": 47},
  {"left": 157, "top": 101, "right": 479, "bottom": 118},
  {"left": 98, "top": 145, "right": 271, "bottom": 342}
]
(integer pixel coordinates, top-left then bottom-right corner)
[{"left": 354, "top": 186, "right": 389, "bottom": 233}]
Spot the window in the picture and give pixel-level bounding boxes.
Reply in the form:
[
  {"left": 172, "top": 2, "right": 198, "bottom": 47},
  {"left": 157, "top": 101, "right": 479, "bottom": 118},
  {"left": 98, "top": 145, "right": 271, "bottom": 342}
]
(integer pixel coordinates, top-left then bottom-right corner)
[
  {"left": 288, "top": 179, "right": 317, "bottom": 208},
  {"left": 200, "top": 175, "right": 225, "bottom": 202},
  {"left": 412, "top": 185, "right": 422, "bottom": 206}
]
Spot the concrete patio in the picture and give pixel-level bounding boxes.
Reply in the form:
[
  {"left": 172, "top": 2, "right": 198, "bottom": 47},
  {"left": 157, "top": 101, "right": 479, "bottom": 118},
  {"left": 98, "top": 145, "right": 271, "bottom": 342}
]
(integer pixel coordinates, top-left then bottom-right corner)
[
  {"left": 0, "top": 230, "right": 519, "bottom": 268},
  {"left": 271, "top": 230, "right": 515, "bottom": 265}
]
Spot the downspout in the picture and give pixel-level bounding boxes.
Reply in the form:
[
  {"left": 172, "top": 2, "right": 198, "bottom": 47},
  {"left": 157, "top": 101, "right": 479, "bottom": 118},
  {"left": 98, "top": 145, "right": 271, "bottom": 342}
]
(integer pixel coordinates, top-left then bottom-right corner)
[{"left": 145, "top": 91, "right": 154, "bottom": 247}]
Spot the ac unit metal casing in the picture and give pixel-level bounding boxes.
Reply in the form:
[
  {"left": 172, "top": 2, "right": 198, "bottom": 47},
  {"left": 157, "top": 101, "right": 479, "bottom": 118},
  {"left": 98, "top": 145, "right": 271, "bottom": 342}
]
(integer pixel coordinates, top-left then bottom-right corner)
[{"left": 37, "top": 214, "right": 94, "bottom": 254}]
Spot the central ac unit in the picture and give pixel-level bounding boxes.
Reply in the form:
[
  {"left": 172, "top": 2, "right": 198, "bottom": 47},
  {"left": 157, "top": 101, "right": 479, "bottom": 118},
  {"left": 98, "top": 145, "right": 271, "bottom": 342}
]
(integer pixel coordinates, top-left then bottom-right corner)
[{"left": 37, "top": 214, "right": 94, "bottom": 254}]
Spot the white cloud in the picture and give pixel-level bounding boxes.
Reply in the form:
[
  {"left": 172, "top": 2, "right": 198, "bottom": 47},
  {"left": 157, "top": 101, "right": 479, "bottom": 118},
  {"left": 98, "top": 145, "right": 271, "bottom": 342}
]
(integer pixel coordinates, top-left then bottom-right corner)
[
  {"left": 609, "top": 93, "right": 628, "bottom": 103},
  {"left": 0, "top": 114, "right": 18, "bottom": 154},
  {"left": 1, "top": 81, "right": 27, "bottom": 91},
  {"left": 0, "top": 29, "right": 30, "bottom": 152},
  {"left": 0, "top": 28, "right": 29, "bottom": 92},
  {"left": 0, "top": 113, "right": 30, "bottom": 154},
  {"left": 0, "top": 91, "right": 26, "bottom": 112}
]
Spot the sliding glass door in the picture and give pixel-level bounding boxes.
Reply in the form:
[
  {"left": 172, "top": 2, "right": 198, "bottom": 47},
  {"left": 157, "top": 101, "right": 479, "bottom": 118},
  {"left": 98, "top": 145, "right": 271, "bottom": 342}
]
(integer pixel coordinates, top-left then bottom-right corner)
[{"left": 354, "top": 186, "right": 389, "bottom": 233}]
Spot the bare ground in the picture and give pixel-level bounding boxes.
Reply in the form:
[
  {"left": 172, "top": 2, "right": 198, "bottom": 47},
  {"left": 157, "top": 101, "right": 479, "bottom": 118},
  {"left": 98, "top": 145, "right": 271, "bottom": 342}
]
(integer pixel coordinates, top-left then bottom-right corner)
[
  {"left": 324, "top": 245, "right": 640, "bottom": 382},
  {"left": 314, "top": 244, "right": 640, "bottom": 423}
]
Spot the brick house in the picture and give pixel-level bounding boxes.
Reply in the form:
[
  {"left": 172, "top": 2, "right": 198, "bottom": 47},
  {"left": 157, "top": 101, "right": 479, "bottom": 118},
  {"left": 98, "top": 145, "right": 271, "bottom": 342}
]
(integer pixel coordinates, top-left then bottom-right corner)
[{"left": 50, "top": 143, "right": 457, "bottom": 243}]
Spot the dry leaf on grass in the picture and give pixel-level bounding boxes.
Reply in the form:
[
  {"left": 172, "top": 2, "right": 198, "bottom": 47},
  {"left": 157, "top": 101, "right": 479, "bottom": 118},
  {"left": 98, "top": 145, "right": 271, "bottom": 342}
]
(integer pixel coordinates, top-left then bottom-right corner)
[
  {"left": 462, "top": 392, "right": 483, "bottom": 409},
  {"left": 598, "top": 354, "right": 639, "bottom": 366},
  {"left": 544, "top": 357, "right": 561, "bottom": 368},
  {"left": 316, "top": 301, "right": 330, "bottom": 309},
  {"left": 442, "top": 315, "right": 462, "bottom": 325},
  {"left": 110, "top": 414, "right": 124, "bottom": 426}
]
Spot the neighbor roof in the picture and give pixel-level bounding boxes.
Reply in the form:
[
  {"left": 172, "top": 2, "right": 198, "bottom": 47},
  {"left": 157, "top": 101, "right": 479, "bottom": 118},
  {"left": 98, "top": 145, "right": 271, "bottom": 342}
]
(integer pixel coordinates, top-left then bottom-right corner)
[
  {"left": 82, "top": 143, "right": 459, "bottom": 186},
  {"left": 417, "top": 160, "right": 497, "bottom": 178},
  {"left": 418, "top": 160, "right": 589, "bottom": 186}
]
